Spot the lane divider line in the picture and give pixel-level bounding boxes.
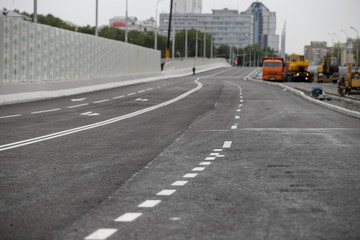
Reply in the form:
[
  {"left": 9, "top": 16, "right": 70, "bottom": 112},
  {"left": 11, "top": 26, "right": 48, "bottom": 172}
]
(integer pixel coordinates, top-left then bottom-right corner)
[
  {"left": 67, "top": 103, "right": 89, "bottom": 109},
  {"left": 31, "top": 108, "right": 61, "bottom": 115},
  {"left": 84, "top": 228, "right": 117, "bottom": 240},
  {"left": 114, "top": 213, "right": 143, "bottom": 222},
  {"left": 0, "top": 114, "right": 22, "bottom": 119},
  {"left": 0, "top": 80, "right": 202, "bottom": 152},
  {"left": 138, "top": 200, "right": 161, "bottom": 208},
  {"left": 156, "top": 190, "right": 177, "bottom": 196},
  {"left": 93, "top": 99, "right": 110, "bottom": 104},
  {"left": 183, "top": 173, "right": 198, "bottom": 178},
  {"left": 223, "top": 141, "right": 232, "bottom": 148},
  {"left": 171, "top": 181, "right": 188, "bottom": 186}
]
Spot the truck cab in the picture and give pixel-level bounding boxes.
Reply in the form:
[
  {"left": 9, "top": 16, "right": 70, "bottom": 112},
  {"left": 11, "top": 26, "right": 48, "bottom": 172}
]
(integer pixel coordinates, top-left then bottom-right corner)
[{"left": 262, "top": 57, "right": 284, "bottom": 81}]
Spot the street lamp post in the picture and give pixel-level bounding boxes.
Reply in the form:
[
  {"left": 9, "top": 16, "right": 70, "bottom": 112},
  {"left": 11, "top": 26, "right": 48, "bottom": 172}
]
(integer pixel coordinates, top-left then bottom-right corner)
[
  {"left": 351, "top": 26, "right": 359, "bottom": 69},
  {"left": 125, "top": 0, "right": 128, "bottom": 43},
  {"left": 95, "top": 0, "right": 98, "bottom": 36},
  {"left": 34, "top": 0, "right": 37, "bottom": 23},
  {"left": 341, "top": 29, "right": 349, "bottom": 65},
  {"left": 154, "top": 0, "right": 164, "bottom": 49},
  {"left": 333, "top": 33, "right": 340, "bottom": 65}
]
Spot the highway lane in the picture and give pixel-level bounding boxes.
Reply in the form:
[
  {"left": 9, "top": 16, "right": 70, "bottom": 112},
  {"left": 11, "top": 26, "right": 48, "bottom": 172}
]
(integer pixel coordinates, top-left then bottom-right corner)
[{"left": 1, "top": 67, "right": 359, "bottom": 240}]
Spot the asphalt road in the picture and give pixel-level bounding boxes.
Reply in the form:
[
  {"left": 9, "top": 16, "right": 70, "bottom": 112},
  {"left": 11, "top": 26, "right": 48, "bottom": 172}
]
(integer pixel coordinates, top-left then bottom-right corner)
[{"left": 0, "top": 67, "right": 359, "bottom": 240}]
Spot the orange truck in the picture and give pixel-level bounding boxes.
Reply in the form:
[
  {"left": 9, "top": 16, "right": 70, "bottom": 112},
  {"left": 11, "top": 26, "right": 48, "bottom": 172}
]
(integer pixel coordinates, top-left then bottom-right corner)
[{"left": 262, "top": 57, "right": 284, "bottom": 81}]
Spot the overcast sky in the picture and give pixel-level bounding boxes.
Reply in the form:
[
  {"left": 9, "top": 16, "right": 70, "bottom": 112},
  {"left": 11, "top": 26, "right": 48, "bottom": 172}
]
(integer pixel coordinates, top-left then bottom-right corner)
[{"left": 2, "top": 0, "right": 359, "bottom": 54}]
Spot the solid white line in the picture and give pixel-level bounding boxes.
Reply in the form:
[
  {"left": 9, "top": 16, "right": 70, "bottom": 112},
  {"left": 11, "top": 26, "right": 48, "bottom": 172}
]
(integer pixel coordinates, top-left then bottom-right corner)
[
  {"left": 0, "top": 80, "right": 202, "bottom": 152},
  {"left": 113, "top": 95, "right": 125, "bottom": 99},
  {"left": 200, "top": 162, "right": 211, "bottom": 166},
  {"left": 183, "top": 173, "right": 198, "bottom": 178},
  {"left": 84, "top": 228, "right": 117, "bottom": 240},
  {"left": 192, "top": 167, "right": 205, "bottom": 171},
  {"left": 67, "top": 103, "right": 89, "bottom": 109},
  {"left": 171, "top": 181, "right": 188, "bottom": 186},
  {"left": 93, "top": 99, "right": 109, "bottom": 104},
  {"left": 0, "top": 114, "right": 22, "bottom": 119},
  {"left": 31, "top": 108, "right": 61, "bottom": 114},
  {"left": 138, "top": 200, "right": 161, "bottom": 208},
  {"left": 114, "top": 213, "right": 142, "bottom": 222},
  {"left": 205, "top": 157, "right": 216, "bottom": 160},
  {"left": 223, "top": 141, "right": 232, "bottom": 148},
  {"left": 156, "top": 189, "right": 177, "bottom": 196}
]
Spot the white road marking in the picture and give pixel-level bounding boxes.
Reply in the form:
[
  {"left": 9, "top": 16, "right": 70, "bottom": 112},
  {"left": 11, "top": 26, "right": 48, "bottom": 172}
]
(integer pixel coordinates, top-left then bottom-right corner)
[
  {"left": 84, "top": 228, "right": 117, "bottom": 240},
  {"left": 192, "top": 167, "right": 205, "bottom": 171},
  {"left": 239, "top": 104, "right": 243, "bottom": 107},
  {"left": 81, "top": 111, "right": 100, "bottom": 116},
  {"left": 170, "top": 217, "right": 181, "bottom": 221},
  {"left": 240, "top": 96, "right": 243, "bottom": 99},
  {"left": 183, "top": 173, "right": 198, "bottom": 178},
  {"left": 235, "top": 116, "right": 240, "bottom": 119},
  {"left": 223, "top": 141, "right": 232, "bottom": 148},
  {"left": 231, "top": 125, "right": 238, "bottom": 129},
  {"left": 200, "top": 162, "right": 211, "bottom": 166},
  {"left": 31, "top": 108, "right": 61, "bottom": 115},
  {"left": 0, "top": 80, "right": 202, "bottom": 152},
  {"left": 237, "top": 109, "right": 241, "bottom": 112},
  {"left": 114, "top": 213, "right": 142, "bottom": 222},
  {"left": 71, "top": 98, "right": 87, "bottom": 102},
  {"left": 205, "top": 157, "right": 216, "bottom": 160},
  {"left": 0, "top": 114, "right": 22, "bottom": 119},
  {"left": 113, "top": 95, "right": 125, "bottom": 99},
  {"left": 137, "top": 90, "right": 145, "bottom": 93},
  {"left": 93, "top": 99, "right": 109, "bottom": 104},
  {"left": 213, "top": 149, "right": 222, "bottom": 152},
  {"left": 127, "top": 92, "right": 136, "bottom": 96},
  {"left": 209, "top": 153, "right": 224, "bottom": 157},
  {"left": 135, "top": 98, "right": 149, "bottom": 102},
  {"left": 67, "top": 103, "right": 89, "bottom": 109},
  {"left": 146, "top": 88, "right": 153, "bottom": 91},
  {"left": 138, "top": 200, "right": 161, "bottom": 208},
  {"left": 171, "top": 181, "right": 188, "bottom": 186},
  {"left": 240, "top": 100, "right": 243, "bottom": 103},
  {"left": 157, "top": 190, "right": 177, "bottom": 196}
]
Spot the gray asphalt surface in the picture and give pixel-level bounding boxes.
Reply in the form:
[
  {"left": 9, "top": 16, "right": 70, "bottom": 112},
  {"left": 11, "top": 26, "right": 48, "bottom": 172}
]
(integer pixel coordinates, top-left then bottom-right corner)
[{"left": 0, "top": 67, "right": 359, "bottom": 240}]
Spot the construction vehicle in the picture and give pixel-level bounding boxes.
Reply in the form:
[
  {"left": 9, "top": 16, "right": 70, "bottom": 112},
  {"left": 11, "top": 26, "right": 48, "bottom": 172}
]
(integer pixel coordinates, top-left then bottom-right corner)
[
  {"left": 337, "top": 64, "right": 360, "bottom": 96},
  {"left": 262, "top": 57, "right": 285, "bottom": 81},
  {"left": 285, "top": 54, "right": 313, "bottom": 82},
  {"left": 317, "top": 53, "right": 339, "bottom": 83}
]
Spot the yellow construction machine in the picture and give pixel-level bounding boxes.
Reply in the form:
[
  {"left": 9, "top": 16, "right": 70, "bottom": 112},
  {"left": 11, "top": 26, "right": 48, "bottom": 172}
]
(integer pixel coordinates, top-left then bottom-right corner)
[
  {"left": 317, "top": 53, "right": 339, "bottom": 83},
  {"left": 285, "top": 54, "right": 313, "bottom": 82},
  {"left": 337, "top": 64, "right": 360, "bottom": 96}
]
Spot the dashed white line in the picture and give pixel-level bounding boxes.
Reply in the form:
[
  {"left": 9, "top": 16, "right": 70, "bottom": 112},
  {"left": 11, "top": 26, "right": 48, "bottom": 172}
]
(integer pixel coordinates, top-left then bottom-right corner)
[
  {"left": 192, "top": 167, "right": 205, "bottom": 171},
  {"left": 237, "top": 109, "right": 241, "bottom": 112},
  {"left": 71, "top": 98, "right": 87, "bottom": 102},
  {"left": 200, "top": 162, "right": 212, "bottom": 166},
  {"left": 235, "top": 116, "right": 240, "bottom": 119},
  {"left": 114, "top": 213, "right": 143, "bottom": 222},
  {"left": 213, "top": 149, "right": 223, "bottom": 152},
  {"left": 0, "top": 114, "right": 22, "bottom": 119},
  {"left": 171, "top": 181, "right": 188, "bottom": 186},
  {"left": 205, "top": 157, "right": 216, "bottom": 160},
  {"left": 127, "top": 92, "right": 136, "bottom": 96},
  {"left": 209, "top": 153, "right": 224, "bottom": 157},
  {"left": 93, "top": 99, "right": 109, "bottom": 104},
  {"left": 137, "top": 90, "right": 145, "bottom": 93},
  {"left": 31, "top": 108, "right": 61, "bottom": 115},
  {"left": 183, "top": 173, "right": 198, "bottom": 178},
  {"left": 239, "top": 104, "right": 243, "bottom": 107},
  {"left": 157, "top": 189, "right": 177, "bottom": 196},
  {"left": 223, "top": 141, "right": 232, "bottom": 148},
  {"left": 231, "top": 125, "right": 238, "bottom": 130},
  {"left": 138, "top": 200, "right": 161, "bottom": 208},
  {"left": 113, "top": 95, "right": 125, "bottom": 99},
  {"left": 146, "top": 88, "right": 153, "bottom": 91},
  {"left": 84, "top": 228, "right": 117, "bottom": 240},
  {"left": 67, "top": 103, "right": 89, "bottom": 109},
  {"left": 240, "top": 100, "right": 243, "bottom": 103}
]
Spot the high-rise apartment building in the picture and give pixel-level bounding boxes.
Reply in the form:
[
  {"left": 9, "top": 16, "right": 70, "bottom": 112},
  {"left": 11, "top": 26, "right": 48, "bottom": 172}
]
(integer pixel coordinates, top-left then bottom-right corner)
[{"left": 174, "top": 0, "right": 202, "bottom": 14}]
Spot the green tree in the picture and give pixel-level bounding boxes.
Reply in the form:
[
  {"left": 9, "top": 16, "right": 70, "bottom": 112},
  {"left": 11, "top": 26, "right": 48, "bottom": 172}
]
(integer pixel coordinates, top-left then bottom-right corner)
[{"left": 77, "top": 25, "right": 95, "bottom": 35}]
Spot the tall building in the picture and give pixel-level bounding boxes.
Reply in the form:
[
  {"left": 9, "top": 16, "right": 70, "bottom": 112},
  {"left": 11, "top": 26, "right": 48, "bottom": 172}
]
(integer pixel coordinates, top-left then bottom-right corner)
[
  {"left": 159, "top": 9, "right": 253, "bottom": 49},
  {"left": 243, "top": 2, "right": 279, "bottom": 52},
  {"left": 304, "top": 41, "right": 335, "bottom": 65},
  {"left": 174, "top": 0, "right": 202, "bottom": 14}
]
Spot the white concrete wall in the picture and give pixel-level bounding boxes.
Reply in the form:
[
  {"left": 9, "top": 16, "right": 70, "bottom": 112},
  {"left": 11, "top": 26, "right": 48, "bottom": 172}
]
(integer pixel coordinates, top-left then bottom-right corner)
[{"left": 0, "top": 15, "right": 160, "bottom": 85}]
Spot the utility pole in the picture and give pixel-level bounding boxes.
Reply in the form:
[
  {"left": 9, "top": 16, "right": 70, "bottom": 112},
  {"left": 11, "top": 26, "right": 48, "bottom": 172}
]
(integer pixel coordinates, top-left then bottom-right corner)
[
  {"left": 203, "top": 33, "right": 206, "bottom": 58},
  {"left": 154, "top": 0, "right": 164, "bottom": 49},
  {"left": 210, "top": 35, "right": 213, "bottom": 59},
  {"left": 165, "top": 0, "right": 174, "bottom": 59},
  {"left": 185, "top": 27, "right": 188, "bottom": 58},
  {"left": 195, "top": 28, "right": 198, "bottom": 58}
]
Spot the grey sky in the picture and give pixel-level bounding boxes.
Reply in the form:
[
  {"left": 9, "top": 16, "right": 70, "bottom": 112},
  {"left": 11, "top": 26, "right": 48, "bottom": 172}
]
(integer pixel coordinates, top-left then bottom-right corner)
[{"left": 2, "top": 0, "right": 359, "bottom": 54}]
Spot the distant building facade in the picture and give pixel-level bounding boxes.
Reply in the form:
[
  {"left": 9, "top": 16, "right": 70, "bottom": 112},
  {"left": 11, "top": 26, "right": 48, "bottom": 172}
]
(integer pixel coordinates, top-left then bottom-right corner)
[
  {"left": 243, "top": 2, "right": 279, "bottom": 52},
  {"left": 159, "top": 9, "right": 253, "bottom": 49},
  {"left": 174, "top": 0, "right": 202, "bottom": 14},
  {"left": 304, "top": 41, "right": 335, "bottom": 65},
  {"left": 109, "top": 16, "right": 155, "bottom": 33}
]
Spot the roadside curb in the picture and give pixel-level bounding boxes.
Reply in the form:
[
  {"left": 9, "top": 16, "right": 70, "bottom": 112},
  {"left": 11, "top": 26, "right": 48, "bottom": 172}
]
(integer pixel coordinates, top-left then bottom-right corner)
[{"left": 247, "top": 69, "right": 360, "bottom": 119}]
